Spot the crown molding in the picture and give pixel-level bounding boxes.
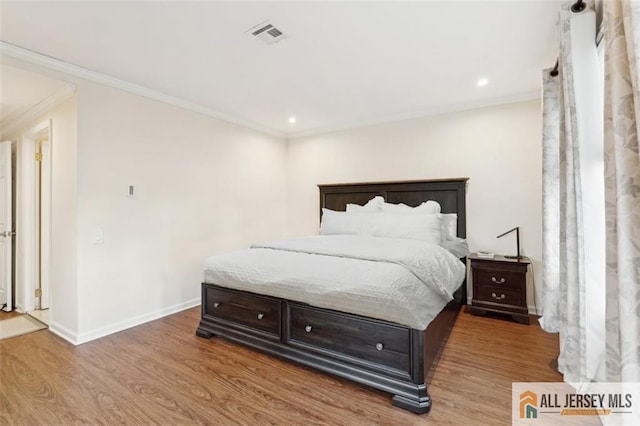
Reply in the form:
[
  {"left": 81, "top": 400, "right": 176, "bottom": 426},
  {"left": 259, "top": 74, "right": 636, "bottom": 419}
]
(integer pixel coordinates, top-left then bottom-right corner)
[
  {"left": 0, "top": 84, "right": 75, "bottom": 140},
  {"left": 286, "top": 91, "right": 541, "bottom": 140},
  {"left": 2, "top": 42, "right": 540, "bottom": 141},
  {"left": 1, "top": 41, "right": 285, "bottom": 138}
]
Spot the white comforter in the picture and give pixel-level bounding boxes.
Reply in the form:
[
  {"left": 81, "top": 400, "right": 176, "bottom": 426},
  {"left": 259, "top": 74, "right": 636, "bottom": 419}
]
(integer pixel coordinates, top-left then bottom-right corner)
[{"left": 203, "top": 235, "right": 466, "bottom": 330}]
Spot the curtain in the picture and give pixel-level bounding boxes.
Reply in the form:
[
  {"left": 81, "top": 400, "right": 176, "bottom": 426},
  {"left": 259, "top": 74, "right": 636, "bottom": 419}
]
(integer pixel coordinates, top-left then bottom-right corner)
[
  {"left": 541, "top": 1, "right": 604, "bottom": 383},
  {"left": 541, "top": 70, "right": 562, "bottom": 332},
  {"left": 603, "top": 0, "right": 640, "bottom": 383},
  {"left": 540, "top": 2, "right": 588, "bottom": 383}
]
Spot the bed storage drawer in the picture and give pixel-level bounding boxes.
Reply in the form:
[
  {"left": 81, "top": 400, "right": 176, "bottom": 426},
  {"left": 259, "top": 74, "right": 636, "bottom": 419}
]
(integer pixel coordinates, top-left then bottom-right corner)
[
  {"left": 288, "top": 304, "right": 411, "bottom": 374},
  {"left": 203, "top": 286, "right": 280, "bottom": 336}
]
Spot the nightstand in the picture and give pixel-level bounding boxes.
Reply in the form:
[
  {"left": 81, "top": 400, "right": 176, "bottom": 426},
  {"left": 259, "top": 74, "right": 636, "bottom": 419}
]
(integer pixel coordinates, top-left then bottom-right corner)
[{"left": 467, "top": 253, "right": 530, "bottom": 325}]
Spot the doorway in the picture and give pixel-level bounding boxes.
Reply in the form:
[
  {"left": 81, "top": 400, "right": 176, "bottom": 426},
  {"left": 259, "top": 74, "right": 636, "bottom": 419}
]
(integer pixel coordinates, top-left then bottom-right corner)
[{"left": 13, "top": 120, "right": 52, "bottom": 327}]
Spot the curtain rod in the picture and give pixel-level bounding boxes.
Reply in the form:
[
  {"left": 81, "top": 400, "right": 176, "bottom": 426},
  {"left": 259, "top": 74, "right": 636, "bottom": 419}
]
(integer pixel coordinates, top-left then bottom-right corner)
[
  {"left": 549, "top": 0, "right": 588, "bottom": 77},
  {"left": 551, "top": 59, "right": 559, "bottom": 77},
  {"left": 571, "top": 0, "right": 586, "bottom": 13}
]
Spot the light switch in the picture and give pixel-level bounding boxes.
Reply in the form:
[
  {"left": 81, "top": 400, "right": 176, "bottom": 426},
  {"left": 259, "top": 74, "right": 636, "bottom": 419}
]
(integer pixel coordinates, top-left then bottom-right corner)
[{"left": 128, "top": 185, "right": 135, "bottom": 197}]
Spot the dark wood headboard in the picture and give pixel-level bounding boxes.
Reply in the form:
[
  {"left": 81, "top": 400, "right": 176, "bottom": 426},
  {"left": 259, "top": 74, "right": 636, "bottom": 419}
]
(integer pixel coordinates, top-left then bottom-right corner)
[{"left": 318, "top": 178, "right": 469, "bottom": 238}]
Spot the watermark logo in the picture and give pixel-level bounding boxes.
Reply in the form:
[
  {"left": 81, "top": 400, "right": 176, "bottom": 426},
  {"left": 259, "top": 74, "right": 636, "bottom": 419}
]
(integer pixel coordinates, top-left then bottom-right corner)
[
  {"left": 520, "top": 390, "right": 538, "bottom": 419},
  {"left": 512, "top": 382, "right": 640, "bottom": 425}
]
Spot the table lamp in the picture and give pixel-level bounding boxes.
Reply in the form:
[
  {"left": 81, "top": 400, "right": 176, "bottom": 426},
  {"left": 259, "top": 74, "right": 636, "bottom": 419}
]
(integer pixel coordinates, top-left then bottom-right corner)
[{"left": 497, "top": 226, "right": 522, "bottom": 259}]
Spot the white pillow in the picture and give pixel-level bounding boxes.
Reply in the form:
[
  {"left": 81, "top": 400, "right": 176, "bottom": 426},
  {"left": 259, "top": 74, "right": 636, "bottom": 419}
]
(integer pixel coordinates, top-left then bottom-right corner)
[
  {"left": 346, "top": 196, "right": 384, "bottom": 212},
  {"left": 441, "top": 213, "right": 458, "bottom": 241},
  {"left": 371, "top": 212, "right": 442, "bottom": 244},
  {"left": 380, "top": 200, "right": 441, "bottom": 214},
  {"left": 320, "top": 209, "right": 442, "bottom": 244},
  {"left": 415, "top": 200, "right": 442, "bottom": 214},
  {"left": 379, "top": 202, "right": 412, "bottom": 212},
  {"left": 320, "top": 208, "right": 374, "bottom": 235}
]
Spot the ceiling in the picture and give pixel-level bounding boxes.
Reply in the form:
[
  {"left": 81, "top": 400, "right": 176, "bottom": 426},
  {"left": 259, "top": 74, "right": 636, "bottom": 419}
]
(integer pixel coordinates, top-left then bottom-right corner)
[{"left": 0, "top": 1, "right": 560, "bottom": 138}]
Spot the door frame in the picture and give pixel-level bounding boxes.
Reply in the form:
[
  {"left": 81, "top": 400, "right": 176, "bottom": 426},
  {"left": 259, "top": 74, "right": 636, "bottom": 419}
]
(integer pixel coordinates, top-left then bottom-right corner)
[
  {"left": 0, "top": 141, "right": 14, "bottom": 311},
  {"left": 16, "top": 119, "right": 52, "bottom": 313}
]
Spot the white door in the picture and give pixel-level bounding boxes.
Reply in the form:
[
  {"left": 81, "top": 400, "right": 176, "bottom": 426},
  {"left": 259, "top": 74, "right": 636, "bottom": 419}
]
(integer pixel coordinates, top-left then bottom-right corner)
[{"left": 0, "top": 141, "right": 13, "bottom": 311}]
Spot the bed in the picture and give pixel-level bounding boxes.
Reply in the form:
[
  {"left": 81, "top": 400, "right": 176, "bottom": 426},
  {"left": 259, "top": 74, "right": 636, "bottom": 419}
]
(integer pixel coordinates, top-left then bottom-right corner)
[{"left": 196, "top": 178, "right": 469, "bottom": 414}]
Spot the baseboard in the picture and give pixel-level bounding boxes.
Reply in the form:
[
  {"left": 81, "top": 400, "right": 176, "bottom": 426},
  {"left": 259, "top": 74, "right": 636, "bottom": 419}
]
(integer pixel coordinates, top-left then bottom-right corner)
[
  {"left": 75, "top": 298, "right": 201, "bottom": 345},
  {"left": 528, "top": 305, "right": 543, "bottom": 316},
  {"left": 49, "top": 321, "right": 79, "bottom": 345},
  {"left": 51, "top": 298, "right": 201, "bottom": 346}
]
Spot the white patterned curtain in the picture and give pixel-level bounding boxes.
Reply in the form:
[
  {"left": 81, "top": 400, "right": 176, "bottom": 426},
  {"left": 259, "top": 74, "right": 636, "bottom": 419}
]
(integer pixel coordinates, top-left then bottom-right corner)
[
  {"left": 541, "top": 1, "right": 605, "bottom": 383},
  {"left": 603, "top": 0, "right": 640, "bottom": 383},
  {"left": 541, "top": 70, "right": 562, "bottom": 331}
]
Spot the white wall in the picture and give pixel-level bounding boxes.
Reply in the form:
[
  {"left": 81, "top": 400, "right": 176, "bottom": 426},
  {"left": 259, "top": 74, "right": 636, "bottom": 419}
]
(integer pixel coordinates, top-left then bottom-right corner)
[
  {"left": 286, "top": 99, "right": 543, "bottom": 313},
  {"left": 74, "top": 81, "right": 288, "bottom": 342},
  {"left": 48, "top": 97, "right": 79, "bottom": 338}
]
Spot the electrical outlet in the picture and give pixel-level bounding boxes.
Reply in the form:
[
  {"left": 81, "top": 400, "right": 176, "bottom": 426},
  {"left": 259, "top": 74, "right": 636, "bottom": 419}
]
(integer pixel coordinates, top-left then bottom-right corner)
[{"left": 93, "top": 227, "right": 104, "bottom": 245}]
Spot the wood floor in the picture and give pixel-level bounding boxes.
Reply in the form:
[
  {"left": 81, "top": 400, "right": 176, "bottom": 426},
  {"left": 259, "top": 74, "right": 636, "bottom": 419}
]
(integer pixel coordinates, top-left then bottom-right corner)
[
  {"left": 0, "top": 310, "right": 23, "bottom": 321},
  {"left": 0, "top": 307, "right": 561, "bottom": 425}
]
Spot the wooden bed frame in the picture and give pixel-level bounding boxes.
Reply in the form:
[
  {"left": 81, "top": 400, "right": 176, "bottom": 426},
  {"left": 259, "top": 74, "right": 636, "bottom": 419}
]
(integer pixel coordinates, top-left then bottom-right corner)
[{"left": 197, "top": 178, "right": 469, "bottom": 414}]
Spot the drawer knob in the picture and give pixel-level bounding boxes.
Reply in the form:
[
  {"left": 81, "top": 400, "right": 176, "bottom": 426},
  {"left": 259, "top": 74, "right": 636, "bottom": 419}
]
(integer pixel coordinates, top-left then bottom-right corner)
[
  {"left": 491, "top": 277, "right": 506, "bottom": 284},
  {"left": 375, "top": 343, "right": 384, "bottom": 351},
  {"left": 257, "top": 313, "right": 264, "bottom": 320},
  {"left": 213, "top": 302, "right": 221, "bottom": 308},
  {"left": 305, "top": 325, "right": 312, "bottom": 333},
  {"left": 491, "top": 292, "right": 506, "bottom": 300}
]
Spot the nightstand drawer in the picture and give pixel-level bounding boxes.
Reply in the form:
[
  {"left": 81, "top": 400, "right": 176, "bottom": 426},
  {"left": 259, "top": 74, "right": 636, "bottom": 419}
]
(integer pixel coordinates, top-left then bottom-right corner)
[
  {"left": 475, "top": 285, "right": 523, "bottom": 306},
  {"left": 475, "top": 269, "right": 523, "bottom": 288}
]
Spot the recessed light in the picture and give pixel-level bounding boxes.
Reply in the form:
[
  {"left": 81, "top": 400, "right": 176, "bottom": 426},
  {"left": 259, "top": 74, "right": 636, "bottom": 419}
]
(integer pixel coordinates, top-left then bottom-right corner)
[
  {"left": 477, "top": 78, "right": 489, "bottom": 87},
  {"left": 288, "top": 116, "right": 296, "bottom": 124}
]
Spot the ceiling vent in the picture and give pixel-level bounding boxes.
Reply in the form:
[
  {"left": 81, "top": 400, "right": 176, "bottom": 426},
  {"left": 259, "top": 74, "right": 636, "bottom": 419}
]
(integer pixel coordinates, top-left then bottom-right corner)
[{"left": 246, "top": 21, "right": 288, "bottom": 45}]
